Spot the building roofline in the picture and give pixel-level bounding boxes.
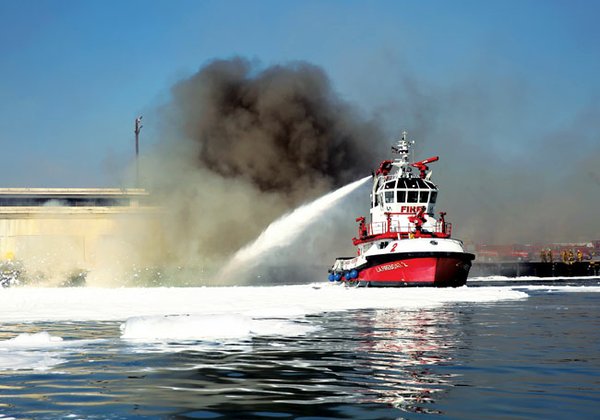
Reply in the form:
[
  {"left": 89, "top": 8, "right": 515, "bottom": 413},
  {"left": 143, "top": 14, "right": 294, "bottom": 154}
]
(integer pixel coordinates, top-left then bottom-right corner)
[{"left": 0, "top": 188, "right": 148, "bottom": 197}]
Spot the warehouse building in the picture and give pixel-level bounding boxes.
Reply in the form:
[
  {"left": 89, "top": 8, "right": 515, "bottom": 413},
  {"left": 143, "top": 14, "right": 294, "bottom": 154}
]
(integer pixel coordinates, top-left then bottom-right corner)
[{"left": 0, "top": 188, "right": 158, "bottom": 285}]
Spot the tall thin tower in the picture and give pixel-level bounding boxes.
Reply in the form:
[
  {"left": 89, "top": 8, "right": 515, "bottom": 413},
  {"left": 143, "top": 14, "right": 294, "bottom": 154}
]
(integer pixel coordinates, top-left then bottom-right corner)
[{"left": 134, "top": 116, "right": 143, "bottom": 187}]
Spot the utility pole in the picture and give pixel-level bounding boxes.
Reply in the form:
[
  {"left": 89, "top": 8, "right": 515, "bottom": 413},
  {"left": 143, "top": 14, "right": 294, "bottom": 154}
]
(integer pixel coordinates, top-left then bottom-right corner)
[{"left": 134, "top": 115, "right": 143, "bottom": 187}]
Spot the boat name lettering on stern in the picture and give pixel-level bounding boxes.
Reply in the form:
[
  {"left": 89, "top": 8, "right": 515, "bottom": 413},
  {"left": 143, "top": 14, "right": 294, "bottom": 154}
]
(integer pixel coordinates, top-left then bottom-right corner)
[{"left": 375, "top": 262, "right": 408, "bottom": 272}]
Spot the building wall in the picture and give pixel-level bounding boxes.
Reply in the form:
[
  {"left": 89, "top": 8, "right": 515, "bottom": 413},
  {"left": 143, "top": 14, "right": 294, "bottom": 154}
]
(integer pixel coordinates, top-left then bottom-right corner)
[{"left": 0, "top": 207, "right": 160, "bottom": 271}]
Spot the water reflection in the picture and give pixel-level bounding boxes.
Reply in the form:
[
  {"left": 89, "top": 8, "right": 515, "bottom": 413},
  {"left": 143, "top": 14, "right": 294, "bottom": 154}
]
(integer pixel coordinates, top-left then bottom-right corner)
[
  {"left": 352, "top": 307, "right": 464, "bottom": 414},
  {"left": 0, "top": 308, "right": 469, "bottom": 418},
  {"left": 2, "top": 291, "right": 598, "bottom": 419},
  {"left": 156, "top": 307, "right": 468, "bottom": 418}
]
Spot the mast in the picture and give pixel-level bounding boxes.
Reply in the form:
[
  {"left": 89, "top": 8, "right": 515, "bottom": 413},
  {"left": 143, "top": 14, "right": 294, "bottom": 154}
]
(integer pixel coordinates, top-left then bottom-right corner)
[{"left": 391, "top": 131, "right": 415, "bottom": 178}]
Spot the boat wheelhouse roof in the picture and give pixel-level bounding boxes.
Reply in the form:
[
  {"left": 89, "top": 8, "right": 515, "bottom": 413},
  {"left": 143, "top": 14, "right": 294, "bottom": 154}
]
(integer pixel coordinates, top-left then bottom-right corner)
[{"left": 382, "top": 177, "right": 437, "bottom": 190}]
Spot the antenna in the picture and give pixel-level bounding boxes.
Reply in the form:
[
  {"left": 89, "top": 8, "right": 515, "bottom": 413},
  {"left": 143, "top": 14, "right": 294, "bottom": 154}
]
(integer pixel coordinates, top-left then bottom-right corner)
[{"left": 134, "top": 116, "right": 143, "bottom": 187}]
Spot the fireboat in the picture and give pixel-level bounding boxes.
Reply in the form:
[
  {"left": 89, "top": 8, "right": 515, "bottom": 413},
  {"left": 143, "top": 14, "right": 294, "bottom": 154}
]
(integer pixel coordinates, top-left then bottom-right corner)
[{"left": 328, "top": 131, "right": 475, "bottom": 287}]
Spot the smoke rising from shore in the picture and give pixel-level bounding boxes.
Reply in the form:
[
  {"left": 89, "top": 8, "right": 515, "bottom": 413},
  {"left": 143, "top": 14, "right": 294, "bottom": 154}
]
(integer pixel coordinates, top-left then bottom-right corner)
[
  {"left": 9, "top": 55, "right": 598, "bottom": 287},
  {"left": 144, "top": 58, "right": 385, "bottom": 276},
  {"left": 136, "top": 56, "right": 599, "bottom": 285}
]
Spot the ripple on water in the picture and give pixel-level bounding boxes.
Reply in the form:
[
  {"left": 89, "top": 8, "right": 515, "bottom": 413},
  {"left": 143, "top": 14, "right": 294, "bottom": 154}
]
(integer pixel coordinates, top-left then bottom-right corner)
[{"left": 0, "top": 289, "right": 599, "bottom": 419}]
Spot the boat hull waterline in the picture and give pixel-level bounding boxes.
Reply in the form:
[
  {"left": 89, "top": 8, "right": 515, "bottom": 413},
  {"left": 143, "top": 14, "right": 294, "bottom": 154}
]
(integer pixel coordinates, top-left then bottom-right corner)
[{"left": 356, "top": 252, "right": 473, "bottom": 287}]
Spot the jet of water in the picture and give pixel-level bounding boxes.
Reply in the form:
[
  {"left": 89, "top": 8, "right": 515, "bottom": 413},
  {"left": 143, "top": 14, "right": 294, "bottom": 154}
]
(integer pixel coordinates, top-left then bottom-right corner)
[{"left": 219, "top": 176, "right": 372, "bottom": 281}]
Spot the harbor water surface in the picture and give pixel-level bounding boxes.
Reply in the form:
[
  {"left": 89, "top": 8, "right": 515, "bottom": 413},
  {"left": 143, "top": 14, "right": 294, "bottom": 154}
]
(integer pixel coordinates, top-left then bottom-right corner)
[{"left": 0, "top": 279, "right": 598, "bottom": 419}]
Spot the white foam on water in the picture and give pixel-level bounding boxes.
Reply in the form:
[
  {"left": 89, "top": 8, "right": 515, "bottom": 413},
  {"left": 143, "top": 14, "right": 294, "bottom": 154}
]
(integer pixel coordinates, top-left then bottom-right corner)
[
  {"left": 0, "top": 331, "right": 63, "bottom": 348},
  {"left": 0, "top": 350, "right": 66, "bottom": 371},
  {"left": 120, "top": 313, "right": 318, "bottom": 341},
  {"left": 220, "top": 176, "right": 371, "bottom": 279},
  {"left": 472, "top": 275, "right": 600, "bottom": 282},
  {"left": 514, "top": 285, "right": 600, "bottom": 293},
  {"left": 121, "top": 314, "right": 254, "bottom": 340},
  {"left": 0, "top": 332, "right": 67, "bottom": 371},
  {"left": 116, "top": 285, "right": 532, "bottom": 343},
  {"left": 4, "top": 283, "right": 597, "bottom": 354},
  {"left": 0, "top": 284, "right": 530, "bottom": 324},
  {"left": 0, "top": 332, "right": 106, "bottom": 372}
]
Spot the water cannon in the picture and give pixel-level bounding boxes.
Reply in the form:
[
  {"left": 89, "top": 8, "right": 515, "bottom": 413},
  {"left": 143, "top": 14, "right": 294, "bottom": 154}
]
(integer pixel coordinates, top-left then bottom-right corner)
[
  {"left": 408, "top": 207, "right": 427, "bottom": 231},
  {"left": 375, "top": 160, "right": 394, "bottom": 176},
  {"left": 355, "top": 216, "right": 368, "bottom": 240},
  {"left": 411, "top": 156, "right": 439, "bottom": 179}
]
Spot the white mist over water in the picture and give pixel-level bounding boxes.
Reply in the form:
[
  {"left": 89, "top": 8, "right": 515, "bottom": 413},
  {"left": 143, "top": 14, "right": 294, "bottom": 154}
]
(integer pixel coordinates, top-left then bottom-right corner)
[{"left": 219, "top": 176, "right": 372, "bottom": 280}]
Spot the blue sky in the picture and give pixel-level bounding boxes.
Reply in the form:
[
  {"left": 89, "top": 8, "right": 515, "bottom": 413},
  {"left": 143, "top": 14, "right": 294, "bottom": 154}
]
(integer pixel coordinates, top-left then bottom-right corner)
[{"left": 1, "top": 0, "right": 599, "bottom": 187}]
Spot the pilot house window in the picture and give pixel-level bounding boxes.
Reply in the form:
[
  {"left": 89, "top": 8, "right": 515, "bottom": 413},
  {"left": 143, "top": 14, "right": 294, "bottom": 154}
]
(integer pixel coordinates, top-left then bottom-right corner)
[
  {"left": 419, "top": 191, "right": 429, "bottom": 203},
  {"left": 407, "top": 191, "right": 419, "bottom": 203},
  {"left": 396, "top": 190, "right": 406, "bottom": 203},
  {"left": 384, "top": 191, "right": 394, "bottom": 203}
]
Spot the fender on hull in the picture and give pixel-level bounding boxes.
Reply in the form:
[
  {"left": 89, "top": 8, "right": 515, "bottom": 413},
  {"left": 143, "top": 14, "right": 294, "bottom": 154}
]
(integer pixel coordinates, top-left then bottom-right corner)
[{"left": 357, "top": 252, "right": 474, "bottom": 287}]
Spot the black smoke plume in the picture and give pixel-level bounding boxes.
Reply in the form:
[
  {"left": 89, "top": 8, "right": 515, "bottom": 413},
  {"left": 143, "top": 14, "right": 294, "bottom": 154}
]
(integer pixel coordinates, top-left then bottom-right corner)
[
  {"left": 142, "top": 58, "right": 385, "bottom": 276},
  {"left": 170, "top": 57, "right": 383, "bottom": 199}
]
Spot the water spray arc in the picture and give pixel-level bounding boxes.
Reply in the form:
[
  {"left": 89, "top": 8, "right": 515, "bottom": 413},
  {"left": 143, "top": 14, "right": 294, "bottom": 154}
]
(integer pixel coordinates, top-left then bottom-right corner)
[
  {"left": 138, "top": 58, "right": 387, "bottom": 282},
  {"left": 219, "top": 176, "right": 372, "bottom": 282}
]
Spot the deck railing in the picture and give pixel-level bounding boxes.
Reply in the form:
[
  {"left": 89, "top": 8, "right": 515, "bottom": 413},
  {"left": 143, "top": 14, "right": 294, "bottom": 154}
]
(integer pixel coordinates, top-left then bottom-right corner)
[{"left": 362, "top": 220, "right": 452, "bottom": 238}]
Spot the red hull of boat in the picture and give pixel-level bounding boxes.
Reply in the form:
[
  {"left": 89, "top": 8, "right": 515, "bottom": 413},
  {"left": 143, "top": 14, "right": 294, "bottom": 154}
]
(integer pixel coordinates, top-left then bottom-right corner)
[{"left": 357, "top": 255, "right": 472, "bottom": 287}]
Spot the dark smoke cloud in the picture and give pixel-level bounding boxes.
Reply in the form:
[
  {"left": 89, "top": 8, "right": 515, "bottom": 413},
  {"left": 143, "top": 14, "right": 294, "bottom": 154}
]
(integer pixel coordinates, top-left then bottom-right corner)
[
  {"left": 142, "top": 58, "right": 386, "bottom": 276},
  {"left": 138, "top": 52, "right": 600, "bottom": 286},
  {"left": 170, "top": 57, "right": 384, "bottom": 199},
  {"left": 139, "top": 55, "right": 599, "bottom": 286}
]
